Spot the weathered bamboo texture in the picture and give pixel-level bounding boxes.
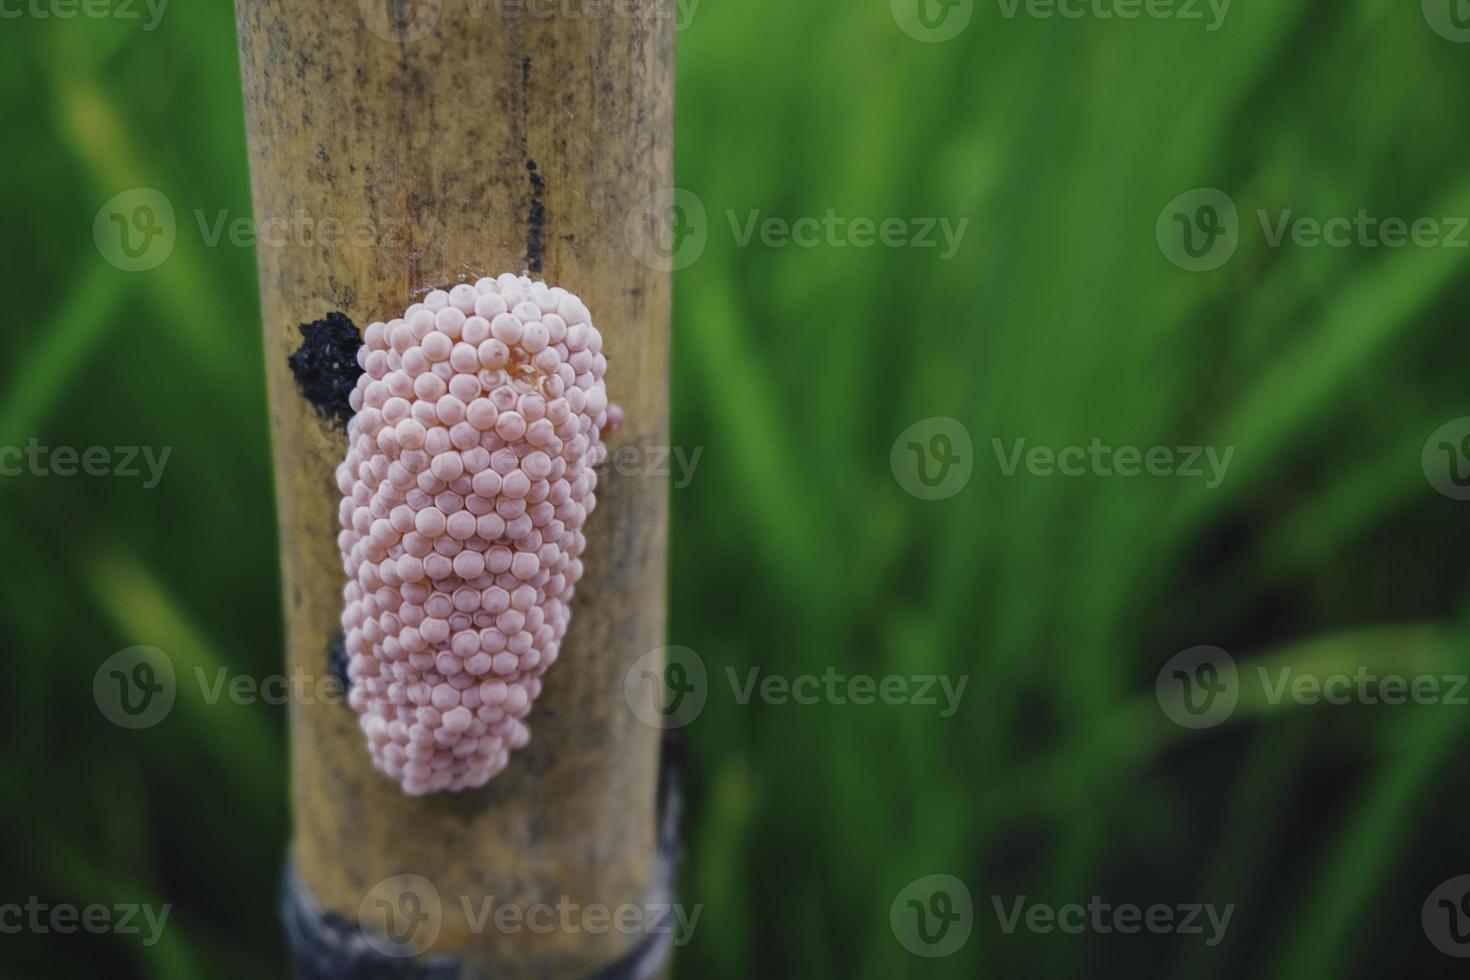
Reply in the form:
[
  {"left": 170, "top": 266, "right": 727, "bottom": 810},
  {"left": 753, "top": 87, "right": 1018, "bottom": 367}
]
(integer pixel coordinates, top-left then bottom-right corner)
[{"left": 234, "top": 2, "right": 672, "bottom": 976}]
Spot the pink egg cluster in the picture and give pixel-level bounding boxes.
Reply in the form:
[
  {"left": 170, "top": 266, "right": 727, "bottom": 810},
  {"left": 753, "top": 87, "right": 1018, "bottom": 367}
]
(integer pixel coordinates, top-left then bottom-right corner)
[{"left": 336, "top": 274, "right": 613, "bottom": 795}]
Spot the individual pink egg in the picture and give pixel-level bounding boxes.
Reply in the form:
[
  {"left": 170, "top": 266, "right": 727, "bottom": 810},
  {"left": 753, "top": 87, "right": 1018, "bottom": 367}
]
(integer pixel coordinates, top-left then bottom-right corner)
[
  {"left": 413, "top": 372, "right": 448, "bottom": 401},
  {"left": 409, "top": 308, "right": 437, "bottom": 338},
  {"left": 490, "top": 313, "right": 523, "bottom": 346},
  {"left": 478, "top": 338, "right": 510, "bottom": 370},
  {"left": 467, "top": 398, "right": 498, "bottom": 430},
  {"left": 495, "top": 412, "right": 528, "bottom": 442},
  {"left": 422, "top": 331, "right": 453, "bottom": 362},
  {"left": 474, "top": 291, "right": 508, "bottom": 320},
  {"left": 449, "top": 284, "right": 479, "bottom": 314},
  {"left": 450, "top": 421, "right": 481, "bottom": 451},
  {"left": 436, "top": 395, "right": 467, "bottom": 426},
  {"left": 476, "top": 512, "right": 507, "bottom": 540},
  {"left": 521, "top": 321, "right": 549, "bottom": 353},
  {"left": 436, "top": 306, "right": 466, "bottom": 339},
  {"left": 430, "top": 452, "right": 464, "bottom": 482}
]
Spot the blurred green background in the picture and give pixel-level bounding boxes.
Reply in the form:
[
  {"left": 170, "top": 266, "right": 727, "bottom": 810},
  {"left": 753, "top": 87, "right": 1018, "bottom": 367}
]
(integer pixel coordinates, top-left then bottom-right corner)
[{"left": 5, "top": 0, "right": 1470, "bottom": 976}]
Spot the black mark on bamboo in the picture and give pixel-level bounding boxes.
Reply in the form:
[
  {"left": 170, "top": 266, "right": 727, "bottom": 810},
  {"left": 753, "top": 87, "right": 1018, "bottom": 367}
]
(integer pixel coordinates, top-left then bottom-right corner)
[
  {"left": 326, "top": 630, "right": 351, "bottom": 703},
  {"left": 520, "top": 55, "right": 546, "bottom": 274},
  {"left": 288, "top": 312, "right": 363, "bottom": 430},
  {"left": 526, "top": 158, "right": 546, "bottom": 274}
]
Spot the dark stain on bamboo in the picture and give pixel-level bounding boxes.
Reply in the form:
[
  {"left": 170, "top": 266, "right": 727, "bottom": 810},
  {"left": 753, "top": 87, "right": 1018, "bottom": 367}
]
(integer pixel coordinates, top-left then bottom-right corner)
[
  {"left": 326, "top": 630, "right": 350, "bottom": 705},
  {"left": 526, "top": 158, "right": 547, "bottom": 273},
  {"left": 287, "top": 312, "right": 363, "bottom": 430},
  {"left": 520, "top": 56, "right": 546, "bottom": 274}
]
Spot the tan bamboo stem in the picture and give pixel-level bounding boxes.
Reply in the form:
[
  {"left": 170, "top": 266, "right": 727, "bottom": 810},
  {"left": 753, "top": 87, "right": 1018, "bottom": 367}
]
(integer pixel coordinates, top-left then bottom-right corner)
[{"left": 234, "top": 2, "right": 673, "bottom": 976}]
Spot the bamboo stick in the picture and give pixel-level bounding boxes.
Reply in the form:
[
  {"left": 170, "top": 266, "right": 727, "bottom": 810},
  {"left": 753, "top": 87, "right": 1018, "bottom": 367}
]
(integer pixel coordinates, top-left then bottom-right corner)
[{"left": 233, "top": 2, "right": 673, "bottom": 976}]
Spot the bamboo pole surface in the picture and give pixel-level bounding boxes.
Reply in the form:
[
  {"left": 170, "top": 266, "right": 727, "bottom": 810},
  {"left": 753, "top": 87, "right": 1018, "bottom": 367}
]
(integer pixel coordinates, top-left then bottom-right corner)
[{"left": 234, "top": 2, "right": 673, "bottom": 976}]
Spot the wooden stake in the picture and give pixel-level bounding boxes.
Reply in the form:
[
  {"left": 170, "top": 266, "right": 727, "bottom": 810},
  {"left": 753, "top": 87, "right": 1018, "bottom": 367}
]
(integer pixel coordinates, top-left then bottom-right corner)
[{"left": 234, "top": 2, "right": 673, "bottom": 976}]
